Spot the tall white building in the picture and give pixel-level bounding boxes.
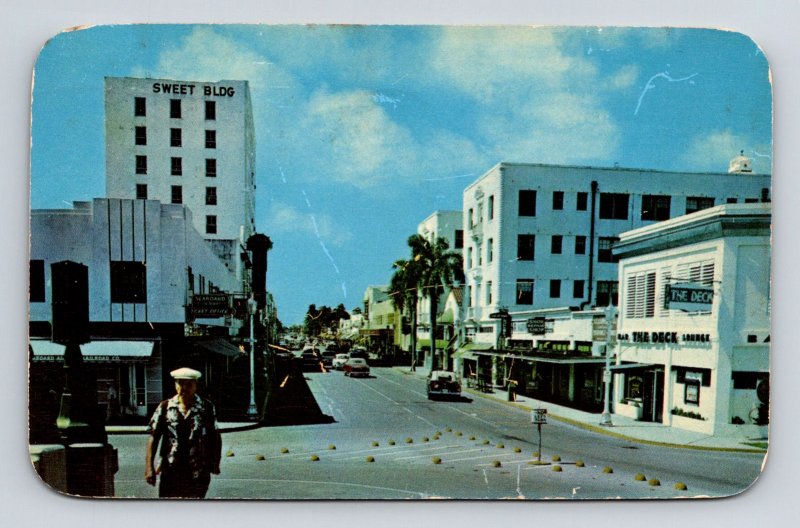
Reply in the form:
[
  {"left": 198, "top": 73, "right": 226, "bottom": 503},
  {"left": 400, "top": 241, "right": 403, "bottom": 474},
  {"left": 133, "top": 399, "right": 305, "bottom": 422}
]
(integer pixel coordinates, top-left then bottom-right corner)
[
  {"left": 461, "top": 160, "right": 771, "bottom": 345},
  {"left": 105, "top": 77, "right": 256, "bottom": 276}
]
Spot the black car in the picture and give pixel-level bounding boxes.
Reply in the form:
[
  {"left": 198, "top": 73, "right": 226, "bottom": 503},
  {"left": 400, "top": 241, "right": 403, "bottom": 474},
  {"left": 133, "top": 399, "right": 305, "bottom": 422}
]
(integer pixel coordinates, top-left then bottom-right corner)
[{"left": 301, "top": 349, "right": 323, "bottom": 371}]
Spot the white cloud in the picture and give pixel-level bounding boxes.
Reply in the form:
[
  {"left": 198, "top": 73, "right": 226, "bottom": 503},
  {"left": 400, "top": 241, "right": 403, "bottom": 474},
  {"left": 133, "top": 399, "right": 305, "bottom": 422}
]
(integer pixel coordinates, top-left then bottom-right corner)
[
  {"left": 266, "top": 202, "right": 353, "bottom": 246},
  {"left": 683, "top": 129, "right": 771, "bottom": 173},
  {"left": 609, "top": 64, "right": 639, "bottom": 90}
]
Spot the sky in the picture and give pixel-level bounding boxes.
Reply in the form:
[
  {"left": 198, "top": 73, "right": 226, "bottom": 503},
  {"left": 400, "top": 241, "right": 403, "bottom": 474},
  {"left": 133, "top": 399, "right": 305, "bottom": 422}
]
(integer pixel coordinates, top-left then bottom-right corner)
[{"left": 30, "top": 25, "right": 772, "bottom": 325}]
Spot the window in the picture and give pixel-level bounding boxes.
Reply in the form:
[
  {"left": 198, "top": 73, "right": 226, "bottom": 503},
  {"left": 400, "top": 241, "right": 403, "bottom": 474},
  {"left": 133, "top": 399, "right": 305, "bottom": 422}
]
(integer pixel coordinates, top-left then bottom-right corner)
[
  {"left": 744, "top": 198, "right": 758, "bottom": 204},
  {"left": 625, "top": 271, "right": 657, "bottom": 318},
  {"left": 468, "top": 208, "right": 474, "bottom": 229},
  {"left": 573, "top": 280, "right": 585, "bottom": 299},
  {"left": 516, "top": 279, "right": 534, "bottom": 305},
  {"left": 206, "top": 215, "right": 217, "bottom": 234},
  {"left": 135, "top": 126, "right": 147, "bottom": 146},
  {"left": 171, "top": 185, "right": 182, "bottom": 204},
  {"left": 134, "top": 97, "right": 146, "bottom": 117},
  {"left": 170, "top": 128, "right": 182, "bottom": 147},
  {"left": 477, "top": 243, "right": 483, "bottom": 265},
  {"left": 519, "top": 190, "right": 537, "bottom": 216},
  {"left": 575, "top": 235, "right": 586, "bottom": 255},
  {"left": 205, "top": 100, "right": 216, "bottom": 120},
  {"left": 553, "top": 191, "right": 564, "bottom": 210},
  {"left": 598, "top": 237, "right": 619, "bottom": 263},
  {"left": 468, "top": 247, "right": 473, "bottom": 268},
  {"left": 686, "top": 196, "right": 715, "bottom": 214},
  {"left": 110, "top": 261, "right": 147, "bottom": 303},
  {"left": 170, "top": 99, "right": 181, "bottom": 119},
  {"left": 30, "top": 260, "right": 45, "bottom": 302},
  {"left": 205, "top": 130, "right": 216, "bottom": 149},
  {"left": 517, "top": 234, "right": 535, "bottom": 261},
  {"left": 206, "top": 186, "right": 217, "bottom": 206},
  {"left": 641, "top": 195, "right": 671, "bottom": 221},
  {"left": 135, "top": 155, "right": 147, "bottom": 175},
  {"left": 488, "top": 196, "right": 494, "bottom": 220},
  {"left": 206, "top": 158, "right": 217, "bottom": 177},
  {"left": 455, "top": 229, "right": 464, "bottom": 249},
  {"left": 487, "top": 238, "right": 493, "bottom": 262},
  {"left": 576, "top": 191, "right": 588, "bottom": 211},
  {"left": 550, "top": 279, "right": 561, "bottom": 298},
  {"left": 136, "top": 184, "right": 147, "bottom": 200},
  {"left": 596, "top": 281, "right": 618, "bottom": 307},
  {"left": 727, "top": 197, "right": 738, "bottom": 204},
  {"left": 599, "top": 193, "right": 629, "bottom": 219},
  {"left": 551, "top": 235, "right": 563, "bottom": 254},
  {"left": 171, "top": 157, "right": 182, "bottom": 176},
  {"left": 486, "top": 281, "right": 493, "bottom": 304}
]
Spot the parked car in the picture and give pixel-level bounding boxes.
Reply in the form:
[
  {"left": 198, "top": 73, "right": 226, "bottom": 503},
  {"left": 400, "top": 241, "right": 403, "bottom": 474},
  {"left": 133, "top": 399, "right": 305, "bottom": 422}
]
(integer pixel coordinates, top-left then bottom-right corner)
[
  {"left": 301, "top": 349, "right": 322, "bottom": 371},
  {"left": 332, "top": 353, "right": 350, "bottom": 370},
  {"left": 348, "top": 347, "right": 368, "bottom": 360},
  {"left": 427, "top": 370, "right": 461, "bottom": 399},
  {"left": 343, "top": 358, "right": 370, "bottom": 377}
]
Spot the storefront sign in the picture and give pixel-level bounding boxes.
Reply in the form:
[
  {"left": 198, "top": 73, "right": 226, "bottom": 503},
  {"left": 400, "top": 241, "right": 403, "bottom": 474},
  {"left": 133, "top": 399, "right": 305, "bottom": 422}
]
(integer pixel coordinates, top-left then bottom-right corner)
[
  {"left": 617, "top": 331, "right": 711, "bottom": 345},
  {"left": 526, "top": 317, "right": 546, "bottom": 335},
  {"left": 666, "top": 283, "right": 714, "bottom": 312},
  {"left": 190, "top": 294, "right": 230, "bottom": 318}
]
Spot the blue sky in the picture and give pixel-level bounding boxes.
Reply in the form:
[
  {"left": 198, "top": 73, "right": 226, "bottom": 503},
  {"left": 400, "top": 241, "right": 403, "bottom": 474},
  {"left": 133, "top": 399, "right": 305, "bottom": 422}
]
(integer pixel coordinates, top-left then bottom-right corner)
[{"left": 30, "top": 25, "right": 772, "bottom": 324}]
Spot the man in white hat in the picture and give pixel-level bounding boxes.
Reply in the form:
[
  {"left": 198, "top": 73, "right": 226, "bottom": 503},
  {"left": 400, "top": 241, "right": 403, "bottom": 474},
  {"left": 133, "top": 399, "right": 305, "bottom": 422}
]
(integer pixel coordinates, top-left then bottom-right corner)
[{"left": 145, "top": 367, "right": 221, "bottom": 498}]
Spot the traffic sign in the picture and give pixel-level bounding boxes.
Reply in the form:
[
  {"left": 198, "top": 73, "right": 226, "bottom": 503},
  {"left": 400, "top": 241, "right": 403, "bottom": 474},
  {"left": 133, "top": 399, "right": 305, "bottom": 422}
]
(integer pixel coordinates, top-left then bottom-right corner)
[{"left": 531, "top": 408, "right": 548, "bottom": 424}]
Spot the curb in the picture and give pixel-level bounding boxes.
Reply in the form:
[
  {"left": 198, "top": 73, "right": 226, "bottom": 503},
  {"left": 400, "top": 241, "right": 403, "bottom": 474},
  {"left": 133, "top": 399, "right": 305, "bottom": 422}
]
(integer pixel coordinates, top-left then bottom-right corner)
[
  {"left": 463, "top": 387, "right": 768, "bottom": 454},
  {"left": 107, "top": 422, "right": 264, "bottom": 435}
]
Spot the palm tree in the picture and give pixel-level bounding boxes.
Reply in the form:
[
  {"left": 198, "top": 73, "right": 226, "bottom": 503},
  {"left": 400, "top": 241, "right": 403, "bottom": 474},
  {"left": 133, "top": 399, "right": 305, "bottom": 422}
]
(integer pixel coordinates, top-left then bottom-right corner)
[
  {"left": 407, "top": 234, "right": 464, "bottom": 371},
  {"left": 390, "top": 258, "right": 422, "bottom": 371}
]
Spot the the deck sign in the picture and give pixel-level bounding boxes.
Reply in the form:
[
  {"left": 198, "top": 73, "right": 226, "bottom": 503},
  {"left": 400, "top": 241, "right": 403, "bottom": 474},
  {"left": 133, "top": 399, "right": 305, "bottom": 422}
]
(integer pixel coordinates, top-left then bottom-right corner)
[{"left": 666, "top": 283, "right": 714, "bottom": 312}]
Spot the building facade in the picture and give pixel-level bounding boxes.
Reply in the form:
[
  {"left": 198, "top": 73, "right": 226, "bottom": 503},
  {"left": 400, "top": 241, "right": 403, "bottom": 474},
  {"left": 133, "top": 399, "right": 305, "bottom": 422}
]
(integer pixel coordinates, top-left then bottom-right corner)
[
  {"left": 612, "top": 203, "right": 770, "bottom": 437},
  {"left": 105, "top": 77, "right": 256, "bottom": 277},
  {"left": 461, "top": 161, "right": 771, "bottom": 347}
]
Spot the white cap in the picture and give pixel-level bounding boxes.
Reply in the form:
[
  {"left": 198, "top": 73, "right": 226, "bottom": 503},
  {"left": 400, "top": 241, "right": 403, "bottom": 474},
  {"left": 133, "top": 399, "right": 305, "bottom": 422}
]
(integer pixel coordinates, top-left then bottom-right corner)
[{"left": 170, "top": 367, "right": 202, "bottom": 380}]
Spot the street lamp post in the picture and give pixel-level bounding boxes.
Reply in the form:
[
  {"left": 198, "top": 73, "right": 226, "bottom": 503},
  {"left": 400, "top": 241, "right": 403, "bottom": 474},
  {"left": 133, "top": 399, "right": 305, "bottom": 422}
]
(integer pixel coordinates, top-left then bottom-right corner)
[
  {"left": 247, "top": 295, "right": 258, "bottom": 419},
  {"left": 599, "top": 301, "right": 617, "bottom": 427}
]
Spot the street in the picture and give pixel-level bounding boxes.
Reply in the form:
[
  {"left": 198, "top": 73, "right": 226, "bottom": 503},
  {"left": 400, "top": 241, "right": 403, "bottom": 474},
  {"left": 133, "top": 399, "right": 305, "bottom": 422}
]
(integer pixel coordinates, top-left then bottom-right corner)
[{"left": 111, "top": 367, "right": 765, "bottom": 499}]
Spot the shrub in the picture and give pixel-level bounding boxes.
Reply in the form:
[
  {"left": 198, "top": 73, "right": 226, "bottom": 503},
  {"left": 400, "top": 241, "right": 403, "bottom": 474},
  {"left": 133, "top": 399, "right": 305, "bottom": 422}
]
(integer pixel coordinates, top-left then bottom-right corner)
[
  {"left": 671, "top": 407, "right": 706, "bottom": 420},
  {"left": 732, "top": 416, "right": 745, "bottom": 425}
]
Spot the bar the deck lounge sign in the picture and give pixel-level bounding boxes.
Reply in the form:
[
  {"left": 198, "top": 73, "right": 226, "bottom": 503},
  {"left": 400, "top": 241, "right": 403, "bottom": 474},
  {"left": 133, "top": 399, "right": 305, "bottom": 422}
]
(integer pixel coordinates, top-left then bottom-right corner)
[{"left": 666, "top": 282, "right": 714, "bottom": 312}]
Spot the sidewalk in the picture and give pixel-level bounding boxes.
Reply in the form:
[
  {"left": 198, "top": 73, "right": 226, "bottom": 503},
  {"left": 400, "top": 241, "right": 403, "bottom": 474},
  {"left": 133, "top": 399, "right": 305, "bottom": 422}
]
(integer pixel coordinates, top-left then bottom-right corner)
[{"left": 397, "top": 367, "right": 768, "bottom": 453}]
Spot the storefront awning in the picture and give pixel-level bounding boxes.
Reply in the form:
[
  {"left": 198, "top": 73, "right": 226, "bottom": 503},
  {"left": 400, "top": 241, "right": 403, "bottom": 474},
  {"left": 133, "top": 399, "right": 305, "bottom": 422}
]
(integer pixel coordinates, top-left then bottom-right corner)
[
  {"left": 524, "top": 356, "right": 606, "bottom": 365},
  {"left": 360, "top": 328, "right": 389, "bottom": 336},
  {"left": 609, "top": 362, "right": 657, "bottom": 371},
  {"left": 437, "top": 309, "right": 454, "bottom": 324},
  {"left": 417, "top": 339, "right": 450, "bottom": 350},
  {"left": 30, "top": 340, "right": 156, "bottom": 362},
  {"left": 462, "top": 342, "right": 495, "bottom": 351},
  {"left": 192, "top": 338, "right": 242, "bottom": 358}
]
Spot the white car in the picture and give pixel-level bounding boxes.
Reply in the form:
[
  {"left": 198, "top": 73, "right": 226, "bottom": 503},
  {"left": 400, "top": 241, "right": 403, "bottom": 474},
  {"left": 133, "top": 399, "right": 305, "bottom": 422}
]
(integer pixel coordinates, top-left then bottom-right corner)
[
  {"left": 332, "top": 353, "right": 350, "bottom": 370},
  {"left": 427, "top": 370, "right": 461, "bottom": 399},
  {"left": 343, "top": 358, "right": 370, "bottom": 377}
]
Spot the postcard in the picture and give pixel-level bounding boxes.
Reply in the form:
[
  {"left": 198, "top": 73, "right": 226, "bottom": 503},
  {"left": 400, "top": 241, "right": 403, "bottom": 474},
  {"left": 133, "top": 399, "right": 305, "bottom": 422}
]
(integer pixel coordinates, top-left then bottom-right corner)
[{"left": 28, "top": 24, "right": 771, "bottom": 500}]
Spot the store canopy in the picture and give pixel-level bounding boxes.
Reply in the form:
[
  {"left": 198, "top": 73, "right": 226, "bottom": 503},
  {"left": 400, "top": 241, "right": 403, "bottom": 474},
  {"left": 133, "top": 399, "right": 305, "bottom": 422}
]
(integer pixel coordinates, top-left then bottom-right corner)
[
  {"left": 192, "top": 338, "right": 242, "bottom": 358},
  {"left": 30, "top": 340, "right": 155, "bottom": 362},
  {"left": 525, "top": 356, "right": 606, "bottom": 365},
  {"left": 609, "top": 362, "right": 657, "bottom": 371},
  {"left": 437, "top": 309, "right": 455, "bottom": 324},
  {"left": 417, "top": 339, "right": 450, "bottom": 350}
]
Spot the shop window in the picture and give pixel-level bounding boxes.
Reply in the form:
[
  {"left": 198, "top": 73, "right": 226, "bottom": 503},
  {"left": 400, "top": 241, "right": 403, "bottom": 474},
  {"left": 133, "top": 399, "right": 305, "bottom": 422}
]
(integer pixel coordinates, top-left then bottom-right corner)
[
  {"left": 599, "top": 193, "right": 629, "bottom": 220},
  {"left": 641, "top": 194, "right": 671, "bottom": 221},
  {"left": 110, "top": 261, "right": 147, "bottom": 303},
  {"left": 519, "top": 190, "right": 537, "bottom": 216}
]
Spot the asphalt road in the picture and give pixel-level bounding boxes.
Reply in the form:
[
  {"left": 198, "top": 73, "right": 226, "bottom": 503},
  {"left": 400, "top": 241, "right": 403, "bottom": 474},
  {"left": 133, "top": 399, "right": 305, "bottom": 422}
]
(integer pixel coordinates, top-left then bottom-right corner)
[{"left": 110, "top": 367, "right": 766, "bottom": 500}]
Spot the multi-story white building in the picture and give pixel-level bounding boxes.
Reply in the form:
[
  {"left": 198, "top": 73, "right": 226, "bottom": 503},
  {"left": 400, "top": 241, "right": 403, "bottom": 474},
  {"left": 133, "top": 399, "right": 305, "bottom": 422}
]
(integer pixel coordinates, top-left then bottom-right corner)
[
  {"left": 461, "top": 159, "right": 770, "bottom": 347},
  {"left": 105, "top": 77, "right": 256, "bottom": 276},
  {"left": 612, "top": 203, "right": 770, "bottom": 437},
  {"left": 29, "top": 198, "right": 244, "bottom": 417}
]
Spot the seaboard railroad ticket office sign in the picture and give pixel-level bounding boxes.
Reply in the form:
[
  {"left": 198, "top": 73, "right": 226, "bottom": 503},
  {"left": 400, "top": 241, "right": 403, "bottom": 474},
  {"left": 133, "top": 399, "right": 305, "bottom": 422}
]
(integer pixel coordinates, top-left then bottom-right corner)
[{"left": 189, "top": 294, "right": 230, "bottom": 318}]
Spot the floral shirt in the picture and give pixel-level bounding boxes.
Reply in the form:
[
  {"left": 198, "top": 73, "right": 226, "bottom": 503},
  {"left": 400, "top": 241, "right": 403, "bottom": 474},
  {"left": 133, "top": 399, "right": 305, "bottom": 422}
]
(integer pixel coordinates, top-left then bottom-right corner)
[{"left": 147, "top": 394, "right": 221, "bottom": 476}]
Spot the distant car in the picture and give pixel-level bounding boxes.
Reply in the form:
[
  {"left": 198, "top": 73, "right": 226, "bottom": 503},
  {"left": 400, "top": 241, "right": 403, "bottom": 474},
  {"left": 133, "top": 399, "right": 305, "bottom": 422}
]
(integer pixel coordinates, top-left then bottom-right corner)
[
  {"left": 343, "top": 358, "right": 370, "bottom": 377},
  {"left": 332, "top": 353, "right": 350, "bottom": 370},
  {"left": 320, "top": 349, "right": 338, "bottom": 369},
  {"left": 301, "top": 349, "right": 323, "bottom": 371},
  {"left": 348, "top": 347, "right": 368, "bottom": 360},
  {"left": 427, "top": 370, "right": 461, "bottom": 400}
]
